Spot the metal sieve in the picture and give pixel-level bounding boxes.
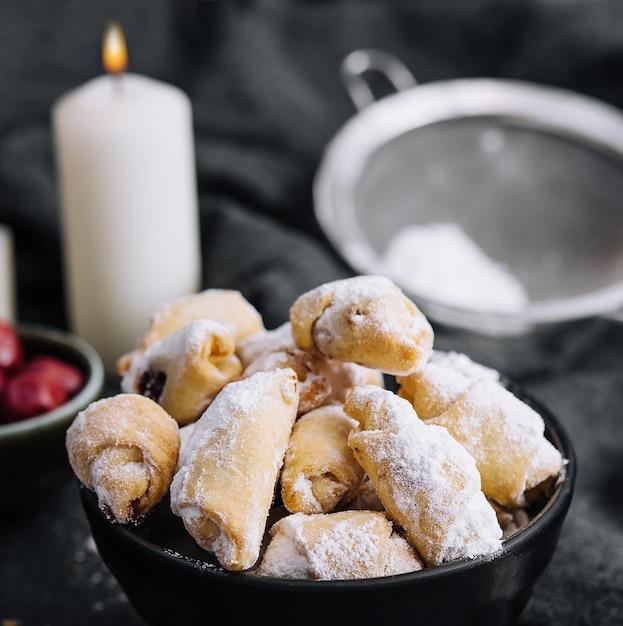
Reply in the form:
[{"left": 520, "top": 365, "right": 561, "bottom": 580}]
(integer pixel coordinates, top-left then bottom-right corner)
[{"left": 314, "top": 49, "right": 623, "bottom": 336}]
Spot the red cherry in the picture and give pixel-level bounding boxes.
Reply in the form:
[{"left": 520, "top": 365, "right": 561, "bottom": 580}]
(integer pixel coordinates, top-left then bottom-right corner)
[
  {"left": 0, "top": 320, "right": 24, "bottom": 372},
  {"left": 0, "top": 372, "right": 68, "bottom": 422},
  {"left": 24, "top": 355, "right": 85, "bottom": 397}
]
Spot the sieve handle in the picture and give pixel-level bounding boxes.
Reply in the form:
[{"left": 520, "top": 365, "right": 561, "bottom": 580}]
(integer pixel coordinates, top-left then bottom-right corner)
[{"left": 340, "top": 49, "right": 418, "bottom": 111}]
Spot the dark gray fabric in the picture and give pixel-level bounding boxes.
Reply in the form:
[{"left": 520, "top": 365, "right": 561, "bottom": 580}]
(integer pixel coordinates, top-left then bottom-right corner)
[{"left": 1, "top": 2, "right": 622, "bottom": 624}]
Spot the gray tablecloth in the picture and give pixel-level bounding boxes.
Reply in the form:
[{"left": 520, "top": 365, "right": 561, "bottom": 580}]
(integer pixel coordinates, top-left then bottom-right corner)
[{"left": 1, "top": 2, "right": 622, "bottom": 624}]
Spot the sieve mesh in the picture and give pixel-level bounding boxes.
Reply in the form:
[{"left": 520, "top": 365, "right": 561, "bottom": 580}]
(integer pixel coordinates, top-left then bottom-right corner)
[{"left": 353, "top": 116, "right": 623, "bottom": 302}]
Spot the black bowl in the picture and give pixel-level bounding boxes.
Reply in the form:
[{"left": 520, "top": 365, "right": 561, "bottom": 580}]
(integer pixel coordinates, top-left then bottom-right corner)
[{"left": 80, "top": 387, "right": 575, "bottom": 626}]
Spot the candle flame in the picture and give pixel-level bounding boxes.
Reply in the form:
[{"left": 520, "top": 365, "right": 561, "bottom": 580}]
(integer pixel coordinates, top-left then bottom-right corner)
[{"left": 102, "top": 21, "right": 128, "bottom": 74}]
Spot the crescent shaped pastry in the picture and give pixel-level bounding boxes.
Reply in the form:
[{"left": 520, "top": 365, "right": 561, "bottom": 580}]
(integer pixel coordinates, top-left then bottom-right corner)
[
  {"left": 65, "top": 393, "right": 180, "bottom": 524},
  {"left": 120, "top": 319, "right": 242, "bottom": 425},
  {"left": 345, "top": 385, "right": 502, "bottom": 567},
  {"left": 397, "top": 361, "right": 473, "bottom": 420},
  {"left": 117, "top": 288, "right": 264, "bottom": 374},
  {"left": 236, "top": 321, "right": 295, "bottom": 369},
  {"left": 397, "top": 350, "right": 500, "bottom": 420},
  {"left": 314, "top": 356, "right": 385, "bottom": 406},
  {"left": 241, "top": 347, "right": 331, "bottom": 416},
  {"left": 427, "top": 378, "right": 564, "bottom": 507},
  {"left": 242, "top": 346, "right": 385, "bottom": 416},
  {"left": 257, "top": 510, "right": 423, "bottom": 580},
  {"left": 239, "top": 321, "right": 384, "bottom": 412},
  {"left": 289, "top": 275, "right": 434, "bottom": 376},
  {"left": 280, "top": 405, "right": 364, "bottom": 514},
  {"left": 170, "top": 368, "right": 299, "bottom": 571}
]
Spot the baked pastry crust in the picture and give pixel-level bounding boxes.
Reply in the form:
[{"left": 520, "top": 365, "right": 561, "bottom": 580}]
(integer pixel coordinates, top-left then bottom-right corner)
[
  {"left": 280, "top": 405, "right": 364, "bottom": 514},
  {"left": 241, "top": 347, "right": 331, "bottom": 416},
  {"left": 427, "top": 378, "right": 564, "bottom": 507},
  {"left": 238, "top": 321, "right": 384, "bottom": 412},
  {"left": 170, "top": 368, "right": 299, "bottom": 571},
  {"left": 314, "top": 355, "right": 384, "bottom": 406},
  {"left": 117, "top": 288, "right": 264, "bottom": 375},
  {"left": 289, "top": 275, "right": 434, "bottom": 376},
  {"left": 345, "top": 384, "right": 502, "bottom": 567},
  {"left": 397, "top": 350, "right": 500, "bottom": 419},
  {"left": 236, "top": 321, "right": 294, "bottom": 369},
  {"left": 120, "top": 319, "right": 242, "bottom": 425},
  {"left": 257, "top": 510, "right": 423, "bottom": 579},
  {"left": 65, "top": 393, "right": 180, "bottom": 524},
  {"left": 397, "top": 361, "right": 473, "bottom": 420}
]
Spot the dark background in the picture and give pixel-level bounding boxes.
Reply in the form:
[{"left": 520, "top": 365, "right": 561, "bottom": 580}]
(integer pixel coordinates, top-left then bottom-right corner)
[{"left": 1, "top": 1, "right": 622, "bottom": 624}]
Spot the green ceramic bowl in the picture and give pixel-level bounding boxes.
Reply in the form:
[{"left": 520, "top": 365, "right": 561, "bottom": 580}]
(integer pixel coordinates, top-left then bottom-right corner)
[{"left": 0, "top": 325, "right": 104, "bottom": 512}]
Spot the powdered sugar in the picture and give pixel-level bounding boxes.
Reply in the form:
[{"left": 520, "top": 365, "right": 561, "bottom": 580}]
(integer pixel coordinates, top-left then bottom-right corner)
[
  {"left": 371, "top": 422, "right": 502, "bottom": 563},
  {"left": 428, "top": 378, "right": 563, "bottom": 506},
  {"left": 65, "top": 393, "right": 180, "bottom": 524},
  {"left": 121, "top": 318, "right": 232, "bottom": 394},
  {"left": 257, "top": 529, "right": 310, "bottom": 578},
  {"left": 323, "top": 275, "right": 431, "bottom": 337},
  {"left": 385, "top": 531, "right": 424, "bottom": 575},
  {"left": 258, "top": 510, "right": 396, "bottom": 580},
  {"left": 438, "top": 379, "right": 544, "bottom": 455},
  {"left": 291, "top": 474, "right": 320, "bottom": 512},
  {"left": 346, "top": 386, "right": 503, "bottom": 566},
  {"left": 236, "top": 321, "right": 296, "bottom": 368},
  {"left": 289, "top": 274, "right": 434, "bottom": 376},
  {"left": 306, "top": 515, "right": 384, "bottom": 579},
  {"left": 430, "top": 350, "right": 500, "bottom": 382},
  {"left": 170, "top": 368, "right": 299, "bottom": 571},
  {"left": 383, "top": 222, "right": 528, "bottom": 313}
]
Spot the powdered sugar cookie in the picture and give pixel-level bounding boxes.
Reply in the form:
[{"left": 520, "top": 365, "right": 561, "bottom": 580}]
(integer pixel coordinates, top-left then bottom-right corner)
[
  {"left": 257, "top": 510, "right": 423, "bottom": 580},
  {"left": 117, "top": 288, "right": 264, "bottom": 375},
  {"left": 289, "top": 275, "right": 434, "bottom": 376},
  {"left": 66, "top": 393, "right": 180, "bottom": 524},
  {"left": 170, "top": 368, "right": 299, "bottom": 571},
  {"left": 397, "top": 350, "right": 499, "bottom": 420},
  {"left": 427, "top": 378, "right": 564, "bottom": 507},
  {"left": 345, "top": 384, "right": 503, "bottom": 567},
  {"left": 236, "top": 321, "right": 295, "bottom": 369},
  {"left": 120, "top": 319, "right": 242, "bottom": 425},
  {"left": 241, "top": 347, "right": 331, "bottom": 416},
  {"left": 280, "top": 405, "right": 364, "bottom": 514}
]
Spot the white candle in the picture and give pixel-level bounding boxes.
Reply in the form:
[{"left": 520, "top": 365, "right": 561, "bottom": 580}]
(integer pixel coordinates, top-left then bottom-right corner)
[
  {"left": 0, "top": 225, "right": 15, "bottom": 321},
  {"left": 52, "top": 24, "right": 201, "bottom": 376}
]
